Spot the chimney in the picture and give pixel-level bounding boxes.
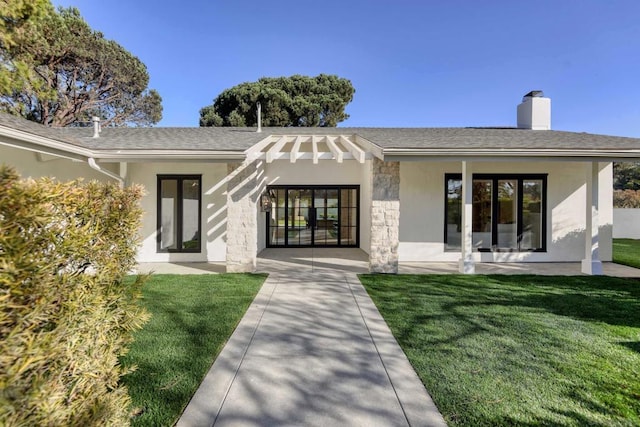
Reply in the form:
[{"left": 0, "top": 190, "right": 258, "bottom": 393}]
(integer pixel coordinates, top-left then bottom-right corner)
[
  {"left": 92, "top": 116, "right": 101, "bottom": 138},
  {"left": 517, "top": 90, "right": 551, "bottom": 130}
]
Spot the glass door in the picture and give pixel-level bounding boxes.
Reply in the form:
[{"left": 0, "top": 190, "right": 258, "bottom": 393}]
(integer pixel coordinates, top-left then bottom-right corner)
[
  {"left": 266, "top": 186, "right": 359, "bottom": 247},
  {"left": 286, "top": 189, "right": 312, "bottom": 246}
]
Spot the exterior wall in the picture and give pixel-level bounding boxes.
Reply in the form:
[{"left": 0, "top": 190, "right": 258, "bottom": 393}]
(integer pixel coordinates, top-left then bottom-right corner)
[
  {"left": 613, "top": 208, "right": 640, "bottom": 239},
  {"left": 399, "top": 160, "right": 613, "bottom": 262},
  {"left": 128, "top": 161, "right": 229, "bottom": 263},
  {"left": 0, "top": 144, "right": 117, "bottom": 182},
  {"left": 360, "top": 159, "right": 372, "bottom": 255},
  {"left": 3, "top": 140, "right": 617, "bottom": 266}
]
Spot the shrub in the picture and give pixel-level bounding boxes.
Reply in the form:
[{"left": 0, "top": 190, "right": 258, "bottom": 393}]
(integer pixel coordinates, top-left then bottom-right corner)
[
  {"left": 613, "top": 189, "right": 640, "bottom": 208},
  {"left": 0, "top": 166, "right": 149, "bottom": 426}
]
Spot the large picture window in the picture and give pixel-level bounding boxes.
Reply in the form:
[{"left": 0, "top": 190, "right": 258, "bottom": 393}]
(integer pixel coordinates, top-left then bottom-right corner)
[
  {"left": 445, "top": 174, "right": 546, "bottom": 252},
  {"left": 157, "top": 175, "right": 202, "bottom": 253}
]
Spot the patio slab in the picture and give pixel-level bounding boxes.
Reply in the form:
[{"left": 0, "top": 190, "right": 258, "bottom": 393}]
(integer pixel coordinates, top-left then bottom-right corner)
[{"left": 135, "top": 248, "right": 640, "bottom": 277}]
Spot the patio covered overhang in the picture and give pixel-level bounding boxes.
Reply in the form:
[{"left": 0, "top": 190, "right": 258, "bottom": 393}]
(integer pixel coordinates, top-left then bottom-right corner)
[
  {"left": 245, "top": 134, "right": 380, "bottom": 164},
  {"left": 450, "top": 156, "right": 637, "bottom": 277}
]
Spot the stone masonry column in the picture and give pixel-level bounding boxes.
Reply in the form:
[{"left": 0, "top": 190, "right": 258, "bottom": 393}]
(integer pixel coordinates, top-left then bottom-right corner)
[
  {"left": 226, "top": 161, "right": 260, "bottom": 273},
  {"left": 369, "top": 157, "right": 400, "bottom": 273}
]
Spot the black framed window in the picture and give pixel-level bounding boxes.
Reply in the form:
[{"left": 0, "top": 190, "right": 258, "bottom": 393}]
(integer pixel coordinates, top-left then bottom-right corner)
[
  {"left": 444, "top": 173, "right": 547, "bottom": 252},
  {"left": 266, "top": 185, "right": 359, "bottom": 248},
  {"left": 157, "top": 175, "right": 202, "bottom": 253}
]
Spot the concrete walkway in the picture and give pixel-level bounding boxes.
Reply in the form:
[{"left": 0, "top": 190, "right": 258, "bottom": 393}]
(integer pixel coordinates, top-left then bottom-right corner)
[{"left": 176, "top": 269, "right": 447, "bottom": 427}]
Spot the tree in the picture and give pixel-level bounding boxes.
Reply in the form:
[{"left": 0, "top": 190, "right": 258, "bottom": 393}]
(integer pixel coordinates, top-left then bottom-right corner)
[
  {"left": 0, "top": 0, "right": 52, "bottom": 97},
  {"left": 0, "top": 5, "right": 162, "bottom": 127},
  {"left": 614, "top": 162, "right": 640, "bottom": 190},
  {"left": 200, "top": 74, "right": 354, "bottom": 127},
  {"left": 0, "top": 0, "right": 51, "bottom": 47}
]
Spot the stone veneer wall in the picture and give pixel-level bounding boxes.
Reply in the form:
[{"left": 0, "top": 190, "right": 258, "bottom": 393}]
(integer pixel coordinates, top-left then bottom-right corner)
[
  {"left": 226, "top": 161, "right": 260, "bottom": 272},
  {"left": 369, "top": 158, "right": 400, "bottom": 273}
]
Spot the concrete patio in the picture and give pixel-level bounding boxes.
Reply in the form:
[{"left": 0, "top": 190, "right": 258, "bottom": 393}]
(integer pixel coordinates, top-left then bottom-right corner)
[{"left": 136, "top": 248, "right": 640, "bottom": 277}]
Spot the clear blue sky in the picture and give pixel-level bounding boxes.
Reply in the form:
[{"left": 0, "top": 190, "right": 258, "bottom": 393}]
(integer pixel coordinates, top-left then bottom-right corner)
[{"left": 52, "top": 0, "right": 640, "bottom": 136}]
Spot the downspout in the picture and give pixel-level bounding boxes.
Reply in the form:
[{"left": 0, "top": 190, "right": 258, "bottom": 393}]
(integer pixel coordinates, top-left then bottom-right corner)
[{"left": 88, "top": 157, "right": 124, "bottom": 188}]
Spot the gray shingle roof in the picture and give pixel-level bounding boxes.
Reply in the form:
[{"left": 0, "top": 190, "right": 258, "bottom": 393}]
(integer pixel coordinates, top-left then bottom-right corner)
[{"left": 2, "top": 112, "right": 640, "bottom": 154}]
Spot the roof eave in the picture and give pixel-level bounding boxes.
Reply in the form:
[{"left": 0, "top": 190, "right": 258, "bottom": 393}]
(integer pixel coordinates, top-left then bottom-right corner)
[
  {"left": 382, "top": 148, "right": 640, "bottom": 162},
  {"left": 0, "top": 125, "right": 92, "bottom": 161},
  {"left": 93, "top": 150, "right": 246, "bottom": 162}
]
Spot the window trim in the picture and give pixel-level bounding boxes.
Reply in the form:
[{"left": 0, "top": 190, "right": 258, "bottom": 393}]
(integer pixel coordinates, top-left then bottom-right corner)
[
  {"left": 156, "top": 174, "right": 202, "bottom": 253},
  {"left": 444, "top": 173, "right": 547, "bottom": 252}
]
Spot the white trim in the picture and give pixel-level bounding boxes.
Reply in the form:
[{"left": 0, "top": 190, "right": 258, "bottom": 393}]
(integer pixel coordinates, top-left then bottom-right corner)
[
  {"left": 266, "top": 135, "right": 289, "bottom": 163},
  {"left": 325, "top": 136, "right": 343, "bottom": 163},
  {"left": 458, "top": 161, "right": 475, "bottom": 274},
  {"left": 339, "top": 135, "right": 366, "bottom": 163},
  {"left": 88, "top": 157, "right": 124, "bottom": 187},
  {"left": 582, "top": 162, "right": 603, "bottom": 275},
  {"left": 290, "top": 136, "right": 303, "bottom": 163},
  {"left": 383, "top": 147, "right": 640, "bottom": 159},
  {"left": 312, "top": 135, "right": 319, "bottom": 164}
]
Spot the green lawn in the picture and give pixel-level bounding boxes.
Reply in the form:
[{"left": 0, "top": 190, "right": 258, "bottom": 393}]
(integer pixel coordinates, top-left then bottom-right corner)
[
  {"left": 121, "top": 274, "right": 266, "bottom": 427},
  {"left": 613, "top": 238, "right": 640, "bottom": 269},
  {"left": 360, "top": 274, "right": 640, "bottom": 426}
]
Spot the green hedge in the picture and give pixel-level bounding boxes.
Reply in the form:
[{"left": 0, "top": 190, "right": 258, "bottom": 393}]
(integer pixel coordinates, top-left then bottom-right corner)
[{"left": 0, "top": 166, "right": 149, "bottom": 426}]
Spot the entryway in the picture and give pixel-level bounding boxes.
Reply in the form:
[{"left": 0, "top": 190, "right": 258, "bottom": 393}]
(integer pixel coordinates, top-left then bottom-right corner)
[
  {"left": 266, "top": 186, "right": 359, "bottom": 248},
  {"left": 256, "top": 247, "right": 369, "bottom": 274}
]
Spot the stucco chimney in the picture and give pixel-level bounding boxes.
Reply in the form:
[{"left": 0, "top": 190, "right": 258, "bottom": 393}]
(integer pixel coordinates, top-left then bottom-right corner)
[{"left": 517, "top": 91, "right": 551, "bottom": 130}]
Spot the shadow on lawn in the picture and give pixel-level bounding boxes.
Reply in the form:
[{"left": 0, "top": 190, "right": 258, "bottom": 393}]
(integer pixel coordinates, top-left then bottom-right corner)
[
  {"left": 482, "top": 275, "right": 640, "bottom": 328},
  {"left": 620, "top": 341, "right": 640, "bottom": 354},
  {"left": 386, "top": 274, "right": 640, "bottom": 329},
  {"left": 361, "top": 274, "right": 640, "bottom": 426}
]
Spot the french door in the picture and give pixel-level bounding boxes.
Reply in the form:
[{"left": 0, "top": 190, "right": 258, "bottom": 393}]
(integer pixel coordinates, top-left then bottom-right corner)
[{"left": 266, "top": 186, "right": 359, "bottom": 247}]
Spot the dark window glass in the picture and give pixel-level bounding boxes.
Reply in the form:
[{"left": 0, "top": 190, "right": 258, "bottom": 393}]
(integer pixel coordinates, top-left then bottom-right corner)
[
  {"left": 445, "top": 174, "right": 546, "bottom": 252},
  {"left": 473, "top": 180, "right": 493, "bottom": 249},
  {"left": 521, "top": 180, "right": 544, "bottom": 250},
  {"left": 445, "top": 176, "right": 462, "bottom": 250},
  {"left": 157, "top": 175, "right": 201, "bottom": 253},
  {"left": 266, "top": 186, "right": 358, "bottom": 247}
]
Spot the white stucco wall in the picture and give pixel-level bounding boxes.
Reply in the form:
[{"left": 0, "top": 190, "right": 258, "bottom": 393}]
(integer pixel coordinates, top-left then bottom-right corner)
[
  {"left": 0, "top": 144, "right": 117, "bottom": 182},
  {"left": 399, "top": 160, "right": 613, "bottom": 262},
  {"left": 613, "top": 208, "right": 640, "bottom": 239},
  {"left": 360, "top": 159, "right": 372, "bottom": 255},
  {"left": 3, "top": 140, "right": 617, "bottom": 266},
  {"left": 127, "top": 161, "right": 229, "bottom": 263}
]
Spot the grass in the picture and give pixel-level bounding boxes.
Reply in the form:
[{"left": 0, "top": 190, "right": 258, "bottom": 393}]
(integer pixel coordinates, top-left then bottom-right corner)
[
  {"left": 613, "top": 238, "right": 640, "bottom": 269},
  {"left": 360, "top": 274, "right": 640, "bottom": 426},
  {"left": 121, "top": 274, "right": 266, "bottom": 427}
]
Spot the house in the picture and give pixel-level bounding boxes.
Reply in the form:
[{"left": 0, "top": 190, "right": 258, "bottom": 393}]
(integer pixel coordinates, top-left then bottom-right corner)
[{"left": 2, "top": 91, "right": 640, "bottom": 274}]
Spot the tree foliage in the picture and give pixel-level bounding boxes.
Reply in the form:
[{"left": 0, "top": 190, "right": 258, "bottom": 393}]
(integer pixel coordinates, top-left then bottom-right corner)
[
  {"left": 0, "top": 0, "right": 51, "bottom": 47},
  {"left": 613, "top": 162, "right": 640, "bottom": 191},
  {"left": 200, "top": 74, "right": 354, "bottom": 127},
  {"left": 0, "top": 166, "right": 148, "bottom": 426},
  {"left": 0, "top": 4, "right": 162, "bottom": 127}
]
